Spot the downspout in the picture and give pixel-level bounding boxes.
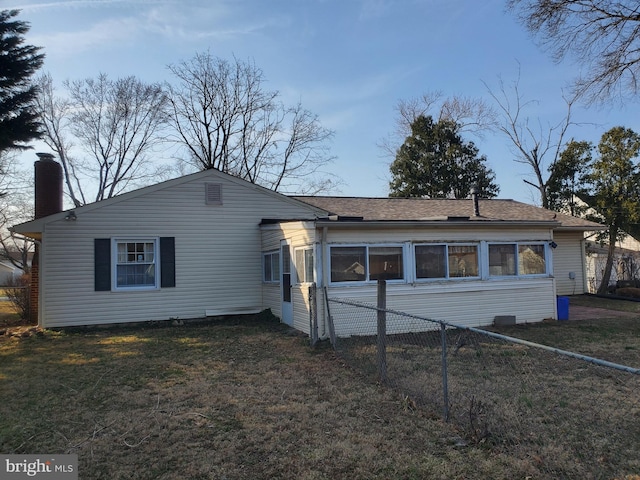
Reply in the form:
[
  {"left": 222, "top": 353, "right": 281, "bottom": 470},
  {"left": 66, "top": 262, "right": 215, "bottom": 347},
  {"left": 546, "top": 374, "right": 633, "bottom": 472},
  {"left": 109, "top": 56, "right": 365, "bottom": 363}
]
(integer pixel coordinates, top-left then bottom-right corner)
[
  {"left": 318, "top": 225, "right": 329, "bottom": 340},
  {"left": 33, "top": 238, "right": 43, "bottom": 327},
  {"left": 580, "top": 237, "right": 588, "bottom": 294}
]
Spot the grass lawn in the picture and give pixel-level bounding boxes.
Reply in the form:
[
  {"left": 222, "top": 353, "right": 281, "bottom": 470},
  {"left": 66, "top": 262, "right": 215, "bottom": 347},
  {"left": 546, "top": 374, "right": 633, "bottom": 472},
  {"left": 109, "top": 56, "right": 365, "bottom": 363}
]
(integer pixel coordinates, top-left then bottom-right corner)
[
  {"left": 1, "top": 296, "right": 639, "bottom": 479},
  {"left": 485, "top": 294, "right": 640, "bottom": 366}
]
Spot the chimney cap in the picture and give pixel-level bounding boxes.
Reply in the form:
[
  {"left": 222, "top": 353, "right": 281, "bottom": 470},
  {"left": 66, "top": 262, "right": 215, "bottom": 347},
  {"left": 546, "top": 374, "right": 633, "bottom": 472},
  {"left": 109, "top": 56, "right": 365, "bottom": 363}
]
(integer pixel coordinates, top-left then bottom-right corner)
[{"left": 36, "top": 152, "right": 55, "bottom": 161}]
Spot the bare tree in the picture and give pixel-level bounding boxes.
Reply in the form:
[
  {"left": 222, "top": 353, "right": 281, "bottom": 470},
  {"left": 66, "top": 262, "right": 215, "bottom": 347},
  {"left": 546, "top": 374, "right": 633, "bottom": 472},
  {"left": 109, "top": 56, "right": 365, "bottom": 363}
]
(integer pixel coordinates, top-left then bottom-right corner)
[
  {"left": 0, "top": 151, "right": 33, "bottom": 272},
  {"left": 35, "top": 73, "right": 171, "bottom": 205},
  {"left": 379, "top": 91, "right": 497, "bottom": 160},
  {"left": 167, "top": 52, "right": 337, "bottom": 193},
  {"left": 34, "top": 73, "right": 82, "bottom": 207},
  {"left": 485, "top": 71, "right": 576, "bottom": 208},
  {"left": 508, "top": 0, "right": 640, "bottom": 104}
]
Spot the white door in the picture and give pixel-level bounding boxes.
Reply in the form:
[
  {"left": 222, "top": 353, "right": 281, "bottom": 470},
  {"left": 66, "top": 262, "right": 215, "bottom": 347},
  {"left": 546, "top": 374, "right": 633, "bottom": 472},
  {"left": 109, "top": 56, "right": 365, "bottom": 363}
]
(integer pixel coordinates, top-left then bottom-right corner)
[{"left": 281, "top": 241, "right": 293, "bottom": 326}]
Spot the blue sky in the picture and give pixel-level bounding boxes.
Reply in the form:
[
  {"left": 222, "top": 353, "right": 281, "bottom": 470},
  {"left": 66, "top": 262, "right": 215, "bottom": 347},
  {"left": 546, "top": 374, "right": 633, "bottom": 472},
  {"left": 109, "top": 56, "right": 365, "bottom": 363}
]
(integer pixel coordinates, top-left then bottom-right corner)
[{"left": 9, "top": 0, "right": 640, "bottom": 205}]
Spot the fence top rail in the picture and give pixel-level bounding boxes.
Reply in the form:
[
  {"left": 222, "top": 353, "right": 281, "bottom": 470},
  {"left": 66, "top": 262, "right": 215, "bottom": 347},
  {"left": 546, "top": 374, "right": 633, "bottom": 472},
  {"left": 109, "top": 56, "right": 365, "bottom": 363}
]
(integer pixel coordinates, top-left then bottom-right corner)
[{"left": 327, "top": 297, "right": 640, "bottom": 375}]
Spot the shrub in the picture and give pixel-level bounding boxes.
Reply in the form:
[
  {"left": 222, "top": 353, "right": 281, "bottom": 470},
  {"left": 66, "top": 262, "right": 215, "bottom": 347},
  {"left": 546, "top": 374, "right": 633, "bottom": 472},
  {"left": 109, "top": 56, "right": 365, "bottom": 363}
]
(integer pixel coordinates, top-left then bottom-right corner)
[
  {"left": 615, "top": 287, "right": 640, "bottom": 299},
  {"left": 4, "top": 274, "right": 31, "bottom": 320}
]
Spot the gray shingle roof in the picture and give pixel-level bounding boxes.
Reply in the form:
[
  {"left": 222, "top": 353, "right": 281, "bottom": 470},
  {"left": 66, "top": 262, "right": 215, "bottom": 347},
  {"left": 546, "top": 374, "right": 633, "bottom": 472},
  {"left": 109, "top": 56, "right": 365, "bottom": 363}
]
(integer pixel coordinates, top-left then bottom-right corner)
[{"left": 292, "top": 196, "right": 603, "bottom": 230}]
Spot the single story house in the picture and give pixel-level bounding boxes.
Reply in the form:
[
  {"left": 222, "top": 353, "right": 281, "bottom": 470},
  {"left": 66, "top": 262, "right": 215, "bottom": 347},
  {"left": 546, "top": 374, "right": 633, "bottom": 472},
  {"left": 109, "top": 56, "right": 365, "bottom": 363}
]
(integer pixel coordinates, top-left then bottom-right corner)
[{"left": 12, "top": 158, "right": 603, "bottom": 335}]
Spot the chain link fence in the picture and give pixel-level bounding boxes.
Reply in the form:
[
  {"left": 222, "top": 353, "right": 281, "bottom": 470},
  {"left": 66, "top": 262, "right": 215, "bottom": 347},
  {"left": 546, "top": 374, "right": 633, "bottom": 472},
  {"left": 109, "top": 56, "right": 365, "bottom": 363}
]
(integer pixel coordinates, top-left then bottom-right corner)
[{"left": 325, "top": 285, "right": 640, "bottom": 479}]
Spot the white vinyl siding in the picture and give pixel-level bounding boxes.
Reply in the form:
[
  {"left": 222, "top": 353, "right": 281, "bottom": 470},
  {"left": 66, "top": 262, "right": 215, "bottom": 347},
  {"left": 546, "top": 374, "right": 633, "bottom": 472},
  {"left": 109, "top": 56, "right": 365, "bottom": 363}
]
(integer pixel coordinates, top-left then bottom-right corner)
[
  {"left": 36, "top": 171, "right": 322, "bottom": 328},
  {"left": 554, "top": 231, "right": 588, "bottom": 295},
  {"left": 326, "top": 278, "right": 556, "bottom": 337},
  {"left": 260, "top": 221, "right": 317, "bottom": 332}
]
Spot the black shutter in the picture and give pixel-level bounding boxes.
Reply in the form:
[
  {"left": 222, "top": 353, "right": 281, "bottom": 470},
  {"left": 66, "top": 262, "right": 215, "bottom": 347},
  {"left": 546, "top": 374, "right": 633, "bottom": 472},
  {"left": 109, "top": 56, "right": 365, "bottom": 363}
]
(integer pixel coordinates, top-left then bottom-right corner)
[
  {"left": 94, "top": 239, "right": 111, "bottom": 291},
  {"left": 160, "top": 237, "right": 176, "bottom": 288}
]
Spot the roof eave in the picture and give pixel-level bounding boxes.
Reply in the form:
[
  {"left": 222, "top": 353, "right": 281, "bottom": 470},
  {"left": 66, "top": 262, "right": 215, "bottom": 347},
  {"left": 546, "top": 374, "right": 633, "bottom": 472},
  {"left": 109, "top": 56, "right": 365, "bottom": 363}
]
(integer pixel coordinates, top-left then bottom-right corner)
[
  {"left": 556, "top": 225, "right": 607, "bottom": 232},
  {"left": 313, "top": 219, "right": 562, "bottom": 228}
]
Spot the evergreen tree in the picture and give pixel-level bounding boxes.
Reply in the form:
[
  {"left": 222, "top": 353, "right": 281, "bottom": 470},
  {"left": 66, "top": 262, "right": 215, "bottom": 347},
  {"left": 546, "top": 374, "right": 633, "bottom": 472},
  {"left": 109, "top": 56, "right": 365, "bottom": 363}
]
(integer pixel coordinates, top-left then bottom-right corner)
[
  {"left": 389, "top": 115, "right": 499, "bottom": 199},
  {"left": 547, "top": 140, "right": 592, "bottom": 216},
  {"left": 0, "top": 9, "right": 45, "bottom": 155}
]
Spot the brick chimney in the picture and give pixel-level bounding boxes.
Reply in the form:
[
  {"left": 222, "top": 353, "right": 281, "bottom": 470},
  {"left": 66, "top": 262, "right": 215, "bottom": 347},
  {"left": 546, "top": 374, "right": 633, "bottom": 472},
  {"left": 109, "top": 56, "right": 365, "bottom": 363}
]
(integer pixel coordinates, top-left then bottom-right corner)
[{"left": 30, "top": 153, "right": 64, "bottom": 324}]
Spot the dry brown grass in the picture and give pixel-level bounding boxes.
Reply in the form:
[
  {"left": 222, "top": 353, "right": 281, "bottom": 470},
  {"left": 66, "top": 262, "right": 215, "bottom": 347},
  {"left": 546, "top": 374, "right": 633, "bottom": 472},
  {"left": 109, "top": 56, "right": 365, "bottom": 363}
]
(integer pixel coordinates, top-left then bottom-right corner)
[
  {"left": 331, "top": 295, "right": 640, "bottom": 479},
  {"left": 0, "top": 315, "right": 539, "bottom": 480},
  {"left": 1, "top": 297, "right": 639, "bottom": 479}
]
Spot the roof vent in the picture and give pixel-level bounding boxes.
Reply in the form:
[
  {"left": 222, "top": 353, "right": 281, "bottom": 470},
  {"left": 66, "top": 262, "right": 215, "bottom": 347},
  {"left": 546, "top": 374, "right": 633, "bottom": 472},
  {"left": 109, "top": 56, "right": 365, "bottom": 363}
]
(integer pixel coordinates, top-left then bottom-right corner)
[
  {"left": 205, "top": 183, "right": 223, "bottom": 205},
  {"left": 470, "top": 185, "right": 480, "bottom": 217}
]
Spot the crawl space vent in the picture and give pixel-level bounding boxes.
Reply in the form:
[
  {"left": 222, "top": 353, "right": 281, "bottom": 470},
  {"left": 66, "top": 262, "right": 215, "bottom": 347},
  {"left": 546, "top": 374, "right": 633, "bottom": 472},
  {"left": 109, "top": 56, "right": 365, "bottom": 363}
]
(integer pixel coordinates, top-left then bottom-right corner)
[{"left": 205, "top": 183, "right": 223, "bottom": 205}]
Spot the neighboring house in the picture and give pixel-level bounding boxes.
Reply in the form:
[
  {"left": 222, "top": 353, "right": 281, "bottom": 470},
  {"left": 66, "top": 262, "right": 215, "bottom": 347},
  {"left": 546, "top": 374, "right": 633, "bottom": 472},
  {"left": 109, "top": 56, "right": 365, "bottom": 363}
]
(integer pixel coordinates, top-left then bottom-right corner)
[
  {"left": 0, "top": 261, "right": 21, "bottom": 285},
  {"left": 0, "top": 250, "right": 30, "bottom": 285},
  {"left": 12, "top": 159, "right": 603, "bottom": 334},
  {"left": 585, "top": 235, "right": 640, "bottom": 292}
]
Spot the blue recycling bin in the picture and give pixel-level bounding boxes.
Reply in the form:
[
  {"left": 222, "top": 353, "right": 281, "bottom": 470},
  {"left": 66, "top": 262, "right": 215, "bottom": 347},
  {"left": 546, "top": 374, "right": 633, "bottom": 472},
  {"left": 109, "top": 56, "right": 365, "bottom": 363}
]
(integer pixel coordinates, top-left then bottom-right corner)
[{"left": 557, "top": 296, "right": 569, "bottom": 321}]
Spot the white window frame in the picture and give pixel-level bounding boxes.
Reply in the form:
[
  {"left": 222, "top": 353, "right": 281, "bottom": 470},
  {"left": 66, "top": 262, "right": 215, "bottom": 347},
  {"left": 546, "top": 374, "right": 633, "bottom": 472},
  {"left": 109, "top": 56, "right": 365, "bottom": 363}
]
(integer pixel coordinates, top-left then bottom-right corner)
[
  {"left": 294, "top": 246, "right": 315, "bottom": 284},
  {"left": 413, "top": 242, "right": 480, "bottom": 282},
  {"left": 485, "top": 242, "right": 549, "bottom": 278},
  {"left": 262, "top": 250, "right": 280, "bottom": 284},
  {"left": 328, "top": 244, "right": 406, "bottom": 285},
  {"left": 112, "top": 238, "right": 160, "bottom": 291}
]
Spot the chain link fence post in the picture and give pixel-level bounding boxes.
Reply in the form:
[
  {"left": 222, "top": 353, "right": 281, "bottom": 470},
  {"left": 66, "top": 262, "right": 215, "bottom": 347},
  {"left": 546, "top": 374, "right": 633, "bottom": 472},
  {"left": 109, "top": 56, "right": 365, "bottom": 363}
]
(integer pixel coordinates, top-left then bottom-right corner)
[
  {"left": 309, "top": 284, "right": 318, "bottom": 347},
  {"left": 377, "top": 280, "right": 387, "bottom": 383},
  {"left": 440, "top": 323, "right": 449, "bottom": 422}
]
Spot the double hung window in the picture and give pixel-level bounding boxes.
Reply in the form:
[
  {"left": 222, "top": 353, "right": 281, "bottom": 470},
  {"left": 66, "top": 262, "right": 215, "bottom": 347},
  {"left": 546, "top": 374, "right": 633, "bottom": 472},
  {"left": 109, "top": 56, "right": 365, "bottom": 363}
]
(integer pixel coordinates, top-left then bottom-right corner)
[
  {"left": 263, "top": 251, "right": 280, "bottom": 283},
  {"left": 115, "top": 239, "right": 158, "bottom": 289}
]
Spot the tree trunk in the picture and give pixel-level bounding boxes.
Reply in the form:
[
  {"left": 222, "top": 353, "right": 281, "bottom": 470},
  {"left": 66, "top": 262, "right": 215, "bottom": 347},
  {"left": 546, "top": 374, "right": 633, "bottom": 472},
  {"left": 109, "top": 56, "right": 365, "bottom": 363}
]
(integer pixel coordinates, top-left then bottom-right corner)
[{"left": 597, "top": 226, "right": 618, "bottom": 294}]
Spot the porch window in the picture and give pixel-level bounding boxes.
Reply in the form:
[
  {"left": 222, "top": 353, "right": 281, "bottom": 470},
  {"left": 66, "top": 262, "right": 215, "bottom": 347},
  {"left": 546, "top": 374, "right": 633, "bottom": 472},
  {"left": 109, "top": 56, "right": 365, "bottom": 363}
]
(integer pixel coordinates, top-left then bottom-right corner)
[
  {"left": 448, "top": 245, "right": 479, "bottom": 278},
  {"left": 331, "top": 246, "right": 366, "bottom": 282},
  {"left": 330, "top": 245, "right": 404, "bottom": 283},
  {"left": 369, "top": 246, "right": 403, "bottom": 280},
  {"left": 489, "top": 244, "right": 517, "bottom": 276},
  {"left": 518, "top": 244, "right": 546, "bottom": 275},
  {"left": 115, "top": 239, "right": 158, "bottom": 289},
  {"left": 263, "top": 251, "right": 280, "bottom": 283},
  {"left": 295, "top": 247, "right": 314, "bottom": 283},
  {"left": 416, "top": 244, "right": 479, "bottom": 279},
  {"left": 415, "top": 244, "right": 446, "bottom": 279},
  {"left": 488, "top": 242, "right": 547, "bottom": 276}
]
